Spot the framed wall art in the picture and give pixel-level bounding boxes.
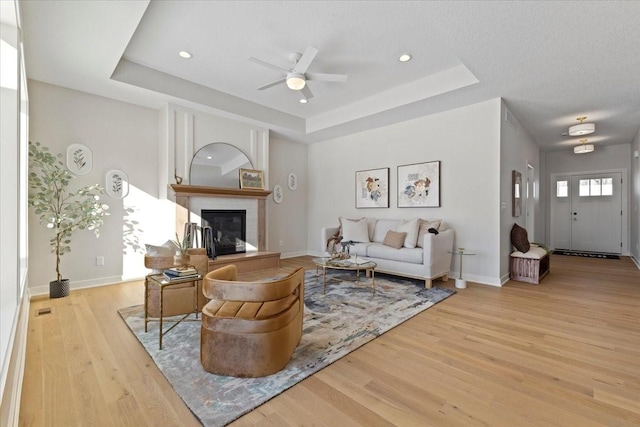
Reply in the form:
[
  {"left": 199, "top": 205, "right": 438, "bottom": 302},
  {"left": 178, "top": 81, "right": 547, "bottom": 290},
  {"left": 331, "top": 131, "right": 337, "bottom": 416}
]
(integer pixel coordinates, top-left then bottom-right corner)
[
  {"left": 105, "top": 169, "right": 129, "bottom": 198},
  {"left": 239, "top": 168, "right": 264, "bottom": 189},
  {"left": 512, "top": 170, "right": 522, "bottom": 217},
  {"left": 397, "top": 161, "right": 441, "bottom": 208},
  {"left": 355, "top": 167, "right": 389, "bottom": 208},
  {"left": 288, "top": 172, "right": 298, "bottom": 191},
  {"left": 273, "top": 184, "right": 284, "bottom": 204},
  {"left": 66, "top": 143, "right": 92, "bottom": 175}
]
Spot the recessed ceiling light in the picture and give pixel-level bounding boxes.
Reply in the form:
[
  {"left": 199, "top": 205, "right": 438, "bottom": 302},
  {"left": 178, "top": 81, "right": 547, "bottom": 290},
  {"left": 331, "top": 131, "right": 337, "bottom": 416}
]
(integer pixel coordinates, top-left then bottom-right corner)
[
  {"left": 299, "top": 99, "right": 308, "bottom": 104},
  {"left": 398, "top": 53, "right": 412, "bottom": 62},
  {"left": 178, "top": 51, "right": 192, "bottom": 59},
  {"left": 206, "top": 156, "right": 212, "bottom": 159}
]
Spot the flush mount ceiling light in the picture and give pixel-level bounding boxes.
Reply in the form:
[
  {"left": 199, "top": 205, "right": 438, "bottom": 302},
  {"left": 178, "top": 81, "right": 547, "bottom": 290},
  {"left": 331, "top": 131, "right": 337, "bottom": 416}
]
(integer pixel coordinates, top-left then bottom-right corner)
[
  {"left": 569, "top": 116, "right": 595, "bottom": 136},
  {"left": 285, "top": 73, "right": 306, "bottom": 90},
  {"left": 398, "top": 53, "right": 412, "bottom": 62},
  {"left": 178, "top": 51, "right": 192, "bottom": 59},
  {"left": 574, "top": 139, "right": 595, "bottom": 154}
]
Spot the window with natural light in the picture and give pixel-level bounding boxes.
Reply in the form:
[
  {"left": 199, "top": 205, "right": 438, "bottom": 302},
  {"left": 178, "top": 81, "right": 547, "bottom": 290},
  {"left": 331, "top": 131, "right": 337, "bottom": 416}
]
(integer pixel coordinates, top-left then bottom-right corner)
[
  {"left": 556, "top": 180, "right": 568, "bottom": 198},
  {"left": 579, "top": 177, "right": 614, "bottom": 197}
]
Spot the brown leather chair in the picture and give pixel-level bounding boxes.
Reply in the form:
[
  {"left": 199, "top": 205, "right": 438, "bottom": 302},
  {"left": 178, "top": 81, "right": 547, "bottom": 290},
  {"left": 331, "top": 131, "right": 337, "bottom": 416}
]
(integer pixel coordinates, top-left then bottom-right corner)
[
  {"left": 144, "top": 248, "right": 210, "bottom": 318},
  {"left": 200, "top": 265, "right": 304, "bottom": 377}
]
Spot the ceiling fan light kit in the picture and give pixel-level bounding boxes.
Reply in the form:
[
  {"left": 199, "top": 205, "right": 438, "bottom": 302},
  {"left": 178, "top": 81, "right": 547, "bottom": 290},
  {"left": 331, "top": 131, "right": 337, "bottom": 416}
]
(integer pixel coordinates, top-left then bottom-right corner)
[
  {"left": 250, "top": 46, "right": 347, "bottom": 102},
  {"left": 286, "top": 73, "right": 306, "bottom": 90}
]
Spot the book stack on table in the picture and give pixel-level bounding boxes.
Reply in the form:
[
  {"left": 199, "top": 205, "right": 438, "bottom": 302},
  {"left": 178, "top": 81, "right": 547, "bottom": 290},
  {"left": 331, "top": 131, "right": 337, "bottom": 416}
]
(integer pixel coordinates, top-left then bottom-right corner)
[{"left": 163, "top": 266, "right": 199, "bottom": 281}]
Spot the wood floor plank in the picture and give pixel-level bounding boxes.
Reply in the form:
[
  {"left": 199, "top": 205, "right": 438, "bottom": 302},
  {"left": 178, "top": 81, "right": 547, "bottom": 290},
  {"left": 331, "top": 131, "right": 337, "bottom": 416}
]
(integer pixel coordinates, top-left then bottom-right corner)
[{"left": 19, "top": 254, "right": 640, "bottom": 426}]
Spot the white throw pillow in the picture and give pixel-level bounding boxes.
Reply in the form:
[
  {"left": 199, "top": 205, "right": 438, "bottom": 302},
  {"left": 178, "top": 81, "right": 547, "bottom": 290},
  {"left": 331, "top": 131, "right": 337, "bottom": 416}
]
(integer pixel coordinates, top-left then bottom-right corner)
[
  {"left": 340, "top": 217, "right": 370, "bottom": 242},
  {"left": 396, "top": 218, "right": 419, "bottom": 248}
]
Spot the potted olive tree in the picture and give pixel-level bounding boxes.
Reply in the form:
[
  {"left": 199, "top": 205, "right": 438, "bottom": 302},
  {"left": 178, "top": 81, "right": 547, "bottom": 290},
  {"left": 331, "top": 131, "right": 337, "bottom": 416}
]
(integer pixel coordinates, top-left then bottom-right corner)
[{"left": 28, "top": 141, "right": 109, "bottom": 298}]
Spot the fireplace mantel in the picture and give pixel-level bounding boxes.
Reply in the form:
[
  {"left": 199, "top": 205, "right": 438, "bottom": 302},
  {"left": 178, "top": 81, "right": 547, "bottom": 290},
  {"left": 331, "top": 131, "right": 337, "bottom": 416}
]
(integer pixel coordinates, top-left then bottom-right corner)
[
  {"left": 169, "top": 184, "right": 271, "bottom": 251},
  {"left": 169, "top": 184, "right": 272, "bottom": 199}
]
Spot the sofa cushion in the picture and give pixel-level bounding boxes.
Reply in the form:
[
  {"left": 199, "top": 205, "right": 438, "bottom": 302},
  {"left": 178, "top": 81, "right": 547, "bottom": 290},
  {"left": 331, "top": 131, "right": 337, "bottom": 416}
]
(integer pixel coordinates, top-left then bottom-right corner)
[
  {"left": 511, "top": 223, "right": 530, "bottom": 253},
  {"left": 397, "top": 218, "right": 419, "bottom": 248},
  {"left": 367, "top": 243, "right": 424, "bottom": 264},
  {"left": 340, "top": 217, "right": 370, "bottom": 242},
  {"left": 417, "top": 219, "right": 441, "bottom": 248},
  {"left": 382, "top": 230, "right": 406, "bottom": 249},
  {"left": 350, "top": 242, "right": 370, "bottom": 256},
  {"left": 373, "top": 219, "right": 400, "bottom": 242}
]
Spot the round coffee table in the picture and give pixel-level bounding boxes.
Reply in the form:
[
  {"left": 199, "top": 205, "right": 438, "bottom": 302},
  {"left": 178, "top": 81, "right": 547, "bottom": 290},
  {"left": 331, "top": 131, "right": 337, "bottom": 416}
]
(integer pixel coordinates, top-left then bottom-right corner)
[{"left": 312, "top": 256, "right": 377, "bottom": 295}]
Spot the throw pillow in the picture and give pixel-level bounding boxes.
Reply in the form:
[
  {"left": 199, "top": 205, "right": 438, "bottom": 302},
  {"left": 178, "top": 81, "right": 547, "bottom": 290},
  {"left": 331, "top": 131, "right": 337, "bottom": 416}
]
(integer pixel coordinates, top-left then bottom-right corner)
[
  {"left": 382, "top": 230, "right": 407, "bottom": 249},
  {"left": 145, "top": 240, "right": 178, "bottom": 256},
  {"left": 417, "top": 219, "right": 442, "bottom": 248},
  {"left": 340, "top": 217, "right": 370, "bottom": 243},
  {"left": 510, "top": 223, "right": 530, "bottom": 253},
  {"left": 396, "top": 218, "right": 419, "bottom": 248}
]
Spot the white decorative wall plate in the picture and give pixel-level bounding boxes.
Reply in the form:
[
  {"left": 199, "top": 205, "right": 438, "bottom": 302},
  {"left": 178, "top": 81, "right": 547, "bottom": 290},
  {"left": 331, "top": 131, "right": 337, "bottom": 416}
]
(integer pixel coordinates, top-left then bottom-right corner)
[
  {"left": 288, "top": 172, "right": 298, "bottom": 191},
  {"left": 66, "top": 143, "right": 92, "bottom": 175},
  {"left": 273, "top": 184, "right": 284, "bottom": 204},
  {"left": 105, "top": 169, "right": 129, "bottom": 198}
]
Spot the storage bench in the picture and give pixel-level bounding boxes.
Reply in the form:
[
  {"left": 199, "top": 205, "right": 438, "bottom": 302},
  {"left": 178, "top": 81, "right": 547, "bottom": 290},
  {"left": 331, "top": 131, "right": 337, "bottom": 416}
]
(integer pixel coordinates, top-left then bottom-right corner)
[{"left": 509, "top": 245, "right": 549, "bottom": 284}]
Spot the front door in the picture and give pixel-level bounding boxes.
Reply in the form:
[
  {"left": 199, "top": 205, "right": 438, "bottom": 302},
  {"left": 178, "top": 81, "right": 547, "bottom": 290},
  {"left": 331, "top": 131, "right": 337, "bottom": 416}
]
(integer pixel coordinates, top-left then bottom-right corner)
[
  {"left": 551, "top": 172, "right": 622, "bottom": 254},
  {"left": 570, "top": 173, "right": 622, "bottom": 253}
]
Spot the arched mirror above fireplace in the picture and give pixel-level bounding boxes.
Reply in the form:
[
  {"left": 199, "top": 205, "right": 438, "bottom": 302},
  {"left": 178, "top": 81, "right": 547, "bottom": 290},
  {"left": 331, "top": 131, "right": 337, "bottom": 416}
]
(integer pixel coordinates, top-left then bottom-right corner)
[{"left": 189, "top": 142, "right": 253, "bottom": 188}]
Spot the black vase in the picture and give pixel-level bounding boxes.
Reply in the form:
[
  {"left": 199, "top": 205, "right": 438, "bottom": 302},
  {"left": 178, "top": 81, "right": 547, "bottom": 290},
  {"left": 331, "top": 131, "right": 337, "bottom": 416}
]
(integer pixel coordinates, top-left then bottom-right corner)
[{"left": 50, "top": 279, "right": 70, "bottom": 298}]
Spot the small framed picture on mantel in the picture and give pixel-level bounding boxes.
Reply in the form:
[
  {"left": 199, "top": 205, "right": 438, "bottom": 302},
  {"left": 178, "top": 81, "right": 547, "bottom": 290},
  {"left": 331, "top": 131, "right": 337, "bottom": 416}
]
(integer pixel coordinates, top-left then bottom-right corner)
[{"left": 239, "top": 168, "right": 264, "bottom": 190}]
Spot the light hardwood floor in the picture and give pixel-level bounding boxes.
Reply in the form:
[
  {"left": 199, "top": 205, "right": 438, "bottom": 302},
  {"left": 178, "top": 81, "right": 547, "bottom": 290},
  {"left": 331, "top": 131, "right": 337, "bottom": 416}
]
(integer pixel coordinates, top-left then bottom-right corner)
[{"left": 20, "top": 255, "right": 640, "bottom": 426}]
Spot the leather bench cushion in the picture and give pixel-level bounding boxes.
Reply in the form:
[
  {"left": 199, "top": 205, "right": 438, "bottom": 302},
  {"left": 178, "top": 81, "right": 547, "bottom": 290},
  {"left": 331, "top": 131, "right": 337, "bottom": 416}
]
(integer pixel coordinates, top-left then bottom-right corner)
[
  {"left": 367, "top": 243, "right": 423, "bottom": 264},
  {"left": 203, "top": 298, "right": 300, "bottom": 334}
]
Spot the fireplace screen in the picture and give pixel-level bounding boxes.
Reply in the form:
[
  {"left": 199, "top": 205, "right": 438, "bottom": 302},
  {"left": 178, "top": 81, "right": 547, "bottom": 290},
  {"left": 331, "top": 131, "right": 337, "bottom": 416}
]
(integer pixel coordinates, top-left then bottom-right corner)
[{"left": 201, "top": 210, "right": 246, "bottom": 256}]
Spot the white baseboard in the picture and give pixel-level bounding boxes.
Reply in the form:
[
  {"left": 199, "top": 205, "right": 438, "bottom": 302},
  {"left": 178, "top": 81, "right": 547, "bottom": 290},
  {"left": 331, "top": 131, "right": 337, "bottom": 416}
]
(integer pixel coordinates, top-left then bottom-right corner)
[
  {"left": 29, "top": 275, "right": 143, "bottom": 297},
  {"left": 0, "top": 288, "right": 30, "bottom": 427},
  {"left": 631, "top": 255, "right": 640, "bottom": 269}
]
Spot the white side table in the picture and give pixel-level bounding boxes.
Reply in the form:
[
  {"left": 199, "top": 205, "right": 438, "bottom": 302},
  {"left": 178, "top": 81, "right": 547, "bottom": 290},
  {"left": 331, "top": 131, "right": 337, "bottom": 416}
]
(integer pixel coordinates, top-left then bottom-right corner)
[{"left": 448, "top": 248, "right": 475, "bottom": 289}]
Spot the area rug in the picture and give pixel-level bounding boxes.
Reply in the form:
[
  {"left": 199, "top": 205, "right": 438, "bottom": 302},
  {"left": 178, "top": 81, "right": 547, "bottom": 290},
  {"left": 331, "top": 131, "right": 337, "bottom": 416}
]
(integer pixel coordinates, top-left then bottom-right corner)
[
  {"left": 118, "top": 270, "right": 455, "bottom": 426},
  {"left": 552, "top": 249, "right": 620, "bottom": 259}
]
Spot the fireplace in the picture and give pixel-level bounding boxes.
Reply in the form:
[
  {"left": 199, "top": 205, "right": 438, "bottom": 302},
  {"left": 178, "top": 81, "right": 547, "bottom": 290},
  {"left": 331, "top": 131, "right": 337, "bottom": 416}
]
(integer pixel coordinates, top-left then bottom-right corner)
[{"left": 201, "top": 209, "right": 246, "bottom": 256}]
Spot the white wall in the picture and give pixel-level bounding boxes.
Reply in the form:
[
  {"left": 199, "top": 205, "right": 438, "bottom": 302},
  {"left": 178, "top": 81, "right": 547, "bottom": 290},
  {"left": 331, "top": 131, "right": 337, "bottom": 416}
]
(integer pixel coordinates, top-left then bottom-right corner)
[
  {"left": 268, "top": 136, "right": 308, "bottom": 257},
  {"left": 308, "top": 98, "right": 503, "bottom": 285},
  {"left": 163, "top": 103, "right": 269, "bottom": 194},
  {"left": 544, "top": 143, "right": 632, "bottom": 253},
  {"left": 28, "top": 81, "right": 166, "bottom": 294},
  {"left": 631, "top": 128, "right": 640, "bottom": 262},
  {"left": 499, "top": 101, "right": 541, "bottom": 281}
]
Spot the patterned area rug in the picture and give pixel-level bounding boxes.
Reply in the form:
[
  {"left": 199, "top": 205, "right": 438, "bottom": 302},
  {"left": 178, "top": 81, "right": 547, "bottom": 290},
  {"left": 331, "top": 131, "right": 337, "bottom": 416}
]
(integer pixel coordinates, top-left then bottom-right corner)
[{"left": 118, "top": 270, "right": 455, "bottom": 426}]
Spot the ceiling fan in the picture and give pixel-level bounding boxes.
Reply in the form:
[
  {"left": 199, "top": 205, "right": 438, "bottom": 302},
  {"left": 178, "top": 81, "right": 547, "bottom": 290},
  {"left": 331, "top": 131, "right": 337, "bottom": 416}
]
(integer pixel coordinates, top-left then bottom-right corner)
[{"left": 249, "top": 46, "right": 347, "bottom": 101}]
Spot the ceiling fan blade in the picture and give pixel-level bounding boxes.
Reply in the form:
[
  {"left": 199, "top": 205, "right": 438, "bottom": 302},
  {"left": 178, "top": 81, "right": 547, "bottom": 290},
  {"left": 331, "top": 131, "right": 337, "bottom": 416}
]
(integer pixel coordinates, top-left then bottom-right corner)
[
  {"left": 249, "top": 57, "right": 288, "bottom": 74},
  {"left": 306, "top": 72, "right": 348, "bottom": 82},
  {"left": 293, "top": 46, "right": 318, "bottom": 74},
  {"left": 257, "top": 78, "right": 286, "bottom": 91},
  {"left": 301, "top": 85, "right": 314, "bottom": 100}
]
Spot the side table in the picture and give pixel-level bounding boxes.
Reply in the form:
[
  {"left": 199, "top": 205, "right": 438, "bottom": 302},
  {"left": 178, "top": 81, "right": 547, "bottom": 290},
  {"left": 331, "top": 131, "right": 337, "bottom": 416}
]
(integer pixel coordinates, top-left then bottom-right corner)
[
  {"left": 144, "top": 273, "right": 203, "bottom": 349},
  {"left": 448, "top": 248, "right": 475, "bottom": 289}
]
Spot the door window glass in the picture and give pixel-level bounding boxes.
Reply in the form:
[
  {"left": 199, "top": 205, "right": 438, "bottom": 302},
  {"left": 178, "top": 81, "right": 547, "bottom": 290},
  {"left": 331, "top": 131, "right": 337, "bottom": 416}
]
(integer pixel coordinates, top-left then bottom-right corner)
[
  {"left": 579, "top": 177, "right": 614, "bottom": 196},
  {"left": 556, "top": 180, "right": 568, "bottom": 197}
]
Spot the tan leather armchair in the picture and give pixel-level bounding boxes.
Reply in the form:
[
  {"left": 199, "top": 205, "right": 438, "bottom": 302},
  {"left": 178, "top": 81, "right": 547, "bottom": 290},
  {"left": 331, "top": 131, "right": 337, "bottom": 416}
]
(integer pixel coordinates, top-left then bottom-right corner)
[
  {"left": 200, "top": 265, "right": 304, "bottom": 377},
  {"left": 144, "top": 248, "right": 210, "bottom": 318}
]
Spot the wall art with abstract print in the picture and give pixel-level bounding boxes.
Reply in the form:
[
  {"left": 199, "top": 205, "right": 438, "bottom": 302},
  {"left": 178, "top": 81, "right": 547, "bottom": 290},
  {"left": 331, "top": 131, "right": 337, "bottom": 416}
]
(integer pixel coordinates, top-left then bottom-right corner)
[
  {"left": 398, "top": 161, "right": 441, "bottom": 207},
  {"left": 355, "top": 167, "right": 389, "bottom": 208}
]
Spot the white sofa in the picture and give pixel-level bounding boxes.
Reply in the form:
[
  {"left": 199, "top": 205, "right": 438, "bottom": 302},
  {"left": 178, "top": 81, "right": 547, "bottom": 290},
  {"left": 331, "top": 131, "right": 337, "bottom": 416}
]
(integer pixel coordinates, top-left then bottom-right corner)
[{"left": 321, "top": 218, "right": 454, "bottom": 288}]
